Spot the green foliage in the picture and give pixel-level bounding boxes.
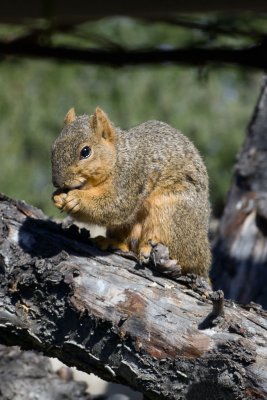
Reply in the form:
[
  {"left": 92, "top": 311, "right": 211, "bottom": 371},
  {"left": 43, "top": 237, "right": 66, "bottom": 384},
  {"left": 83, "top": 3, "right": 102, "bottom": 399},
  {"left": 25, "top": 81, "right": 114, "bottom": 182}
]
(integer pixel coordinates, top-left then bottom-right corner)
[{"left": 0, "top": 18, "right": 262, "bottom": 217}]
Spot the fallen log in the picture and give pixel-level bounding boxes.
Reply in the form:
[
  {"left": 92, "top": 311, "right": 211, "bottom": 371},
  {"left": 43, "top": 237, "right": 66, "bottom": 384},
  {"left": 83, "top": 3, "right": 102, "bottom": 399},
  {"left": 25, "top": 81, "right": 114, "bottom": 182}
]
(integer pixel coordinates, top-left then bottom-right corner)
[{"left": 0, "top": 194, "right": 267, "bottom": 399}]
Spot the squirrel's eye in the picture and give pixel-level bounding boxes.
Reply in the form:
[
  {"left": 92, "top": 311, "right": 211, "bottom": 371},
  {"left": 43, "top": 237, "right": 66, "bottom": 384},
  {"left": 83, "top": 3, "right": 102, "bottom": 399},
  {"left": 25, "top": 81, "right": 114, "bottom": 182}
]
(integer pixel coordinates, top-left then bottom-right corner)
[{"left": 80, "top": 146, "right": 91, "bottom": 159}]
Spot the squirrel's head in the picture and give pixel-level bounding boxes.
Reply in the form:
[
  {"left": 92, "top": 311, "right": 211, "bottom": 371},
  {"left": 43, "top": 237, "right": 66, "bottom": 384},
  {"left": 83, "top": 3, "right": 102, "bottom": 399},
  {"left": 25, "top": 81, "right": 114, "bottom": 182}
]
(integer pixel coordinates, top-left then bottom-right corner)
[{"left": 51, "top": 107, "right": 117, "bottom": 190}]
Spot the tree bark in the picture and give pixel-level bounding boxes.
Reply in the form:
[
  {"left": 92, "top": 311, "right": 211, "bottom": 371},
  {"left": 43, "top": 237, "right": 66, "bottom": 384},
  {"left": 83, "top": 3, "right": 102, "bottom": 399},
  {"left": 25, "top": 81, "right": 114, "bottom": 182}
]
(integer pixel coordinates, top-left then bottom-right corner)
[
  {"left": 212, "top": 77, "right": 267, "bottom": 308},
  {"left": 0, "top": 194, "right": 267, "bottom": 399}
]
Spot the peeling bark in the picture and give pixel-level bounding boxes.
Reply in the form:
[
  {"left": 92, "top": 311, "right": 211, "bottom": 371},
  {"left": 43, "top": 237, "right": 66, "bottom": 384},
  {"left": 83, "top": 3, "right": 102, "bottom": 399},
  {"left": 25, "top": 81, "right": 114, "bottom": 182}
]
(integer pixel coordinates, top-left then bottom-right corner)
[
  {"left": 212, "top": 77, "right": 267, "bottom": 308},
  {"left": 0, "top": 193, "right": 267, "bottom": 399}
]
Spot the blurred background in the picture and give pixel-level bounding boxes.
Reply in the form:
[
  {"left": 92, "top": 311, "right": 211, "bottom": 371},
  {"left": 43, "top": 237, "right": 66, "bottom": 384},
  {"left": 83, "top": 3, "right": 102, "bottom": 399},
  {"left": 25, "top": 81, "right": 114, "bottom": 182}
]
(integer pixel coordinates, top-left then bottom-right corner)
[{"left": 0, "top": 15, "right": 264, "bottom": 219}]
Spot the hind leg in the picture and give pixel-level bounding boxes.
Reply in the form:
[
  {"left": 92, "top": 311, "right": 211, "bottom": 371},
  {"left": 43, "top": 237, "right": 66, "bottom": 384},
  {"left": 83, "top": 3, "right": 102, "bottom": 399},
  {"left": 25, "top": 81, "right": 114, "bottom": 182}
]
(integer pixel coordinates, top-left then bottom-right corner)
[
  {"left": 140, "top": 188, "right": 211, "bottom": 276},
  {"left": 138, "top": 190, "right": 177, "bottom": 263}
]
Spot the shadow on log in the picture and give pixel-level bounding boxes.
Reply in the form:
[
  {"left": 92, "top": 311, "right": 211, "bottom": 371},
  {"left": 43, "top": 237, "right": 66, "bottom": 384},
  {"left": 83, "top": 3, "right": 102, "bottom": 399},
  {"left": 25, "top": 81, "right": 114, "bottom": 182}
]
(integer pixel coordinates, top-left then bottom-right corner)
[
  {"left": 0, "top": 194, "right": 267, "bottom": 399},
  {"left": 212, "top": 76, "right": 267, "bottom": 308}
]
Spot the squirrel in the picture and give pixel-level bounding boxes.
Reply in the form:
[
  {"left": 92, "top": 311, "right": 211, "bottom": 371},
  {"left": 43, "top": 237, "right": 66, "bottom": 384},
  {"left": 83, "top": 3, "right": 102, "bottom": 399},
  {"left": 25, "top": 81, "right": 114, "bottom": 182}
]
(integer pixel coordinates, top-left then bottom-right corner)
[{"left": 51, "top": 107, "right": 211, "bottom": 277}]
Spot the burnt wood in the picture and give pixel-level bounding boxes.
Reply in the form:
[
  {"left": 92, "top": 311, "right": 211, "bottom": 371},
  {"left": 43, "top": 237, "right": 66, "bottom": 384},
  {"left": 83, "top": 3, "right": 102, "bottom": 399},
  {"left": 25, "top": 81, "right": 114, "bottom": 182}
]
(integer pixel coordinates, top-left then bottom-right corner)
[{"left": 0, "top": 194, "right": 267, "bottom": 399}]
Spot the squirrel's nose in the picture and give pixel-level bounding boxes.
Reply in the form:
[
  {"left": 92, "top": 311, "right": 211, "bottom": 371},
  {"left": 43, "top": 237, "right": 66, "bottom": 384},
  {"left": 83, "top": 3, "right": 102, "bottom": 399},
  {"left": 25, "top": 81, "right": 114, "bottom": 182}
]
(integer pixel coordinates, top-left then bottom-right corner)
[{"left": 52, "top": 174, "right": 63, "bottom": 189}]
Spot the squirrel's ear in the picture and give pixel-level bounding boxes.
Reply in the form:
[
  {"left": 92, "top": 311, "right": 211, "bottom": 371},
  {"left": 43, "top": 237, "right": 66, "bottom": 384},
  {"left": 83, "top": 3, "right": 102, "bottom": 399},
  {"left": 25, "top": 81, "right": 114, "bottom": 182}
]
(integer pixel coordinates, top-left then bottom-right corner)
[
  {"left": 90, "top": 107, "right": 115, "bottom": 141},
  {"left": 64, "top": 108, "right": 76, "bottom": 126}
]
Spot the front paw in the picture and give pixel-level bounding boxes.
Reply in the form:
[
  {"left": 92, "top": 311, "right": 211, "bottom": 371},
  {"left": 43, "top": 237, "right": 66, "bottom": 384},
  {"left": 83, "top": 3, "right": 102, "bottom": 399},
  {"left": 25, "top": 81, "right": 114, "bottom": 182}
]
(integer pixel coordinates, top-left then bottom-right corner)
[
  {"left": 52, "top": 190, "right": 68, "bottom": 210},
  {"left": 62, "top": 190, "right": 82, "bottom": 214}
]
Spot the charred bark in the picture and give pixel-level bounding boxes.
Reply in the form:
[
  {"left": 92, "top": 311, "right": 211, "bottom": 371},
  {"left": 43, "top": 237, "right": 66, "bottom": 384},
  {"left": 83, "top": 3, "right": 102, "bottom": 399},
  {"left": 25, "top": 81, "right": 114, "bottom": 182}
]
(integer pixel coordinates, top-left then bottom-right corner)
[
  {"left": 212, "top": 77, "right": 267, "bottom": 308},
  {"left": 0, "top": 194, "right": 267, "bottom": 399}
]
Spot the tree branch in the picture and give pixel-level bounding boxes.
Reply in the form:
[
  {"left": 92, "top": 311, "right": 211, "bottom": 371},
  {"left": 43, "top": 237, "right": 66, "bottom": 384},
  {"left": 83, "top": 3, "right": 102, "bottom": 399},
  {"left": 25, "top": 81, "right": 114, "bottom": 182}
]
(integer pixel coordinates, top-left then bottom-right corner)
[
  {"left": 0, "top": 194, "right": 267, "bottom": 399},
  {"left": 1, "top": 38, "right": 267, "bottom": 69},
  {"left": 154, "top": 16, "right": 265, "bottom": 40}
]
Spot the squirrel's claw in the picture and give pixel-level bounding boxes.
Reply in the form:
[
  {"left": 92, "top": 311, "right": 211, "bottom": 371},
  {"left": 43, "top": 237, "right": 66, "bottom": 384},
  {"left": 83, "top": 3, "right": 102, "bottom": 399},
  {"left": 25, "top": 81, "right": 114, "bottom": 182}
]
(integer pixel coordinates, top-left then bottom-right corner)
[
  {"left": 52, "top": 189, "right": 82, "bottom": 214},
  {"left": 62, "top": 191, "right": 81, "bottom": 214}
]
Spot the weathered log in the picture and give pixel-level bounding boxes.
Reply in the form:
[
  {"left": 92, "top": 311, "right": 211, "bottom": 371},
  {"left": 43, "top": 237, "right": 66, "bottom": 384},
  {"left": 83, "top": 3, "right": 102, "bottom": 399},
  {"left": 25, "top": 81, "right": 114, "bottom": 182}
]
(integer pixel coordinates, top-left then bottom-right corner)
[
  {"left": 0, "top": 194, "right": 267, "bottom": 400},
  {"left": 212, "top": 77, "right": 267, "bottom": 308},
  {"left": 0, "top": 345, "right": 90, "bottom": 400}
]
